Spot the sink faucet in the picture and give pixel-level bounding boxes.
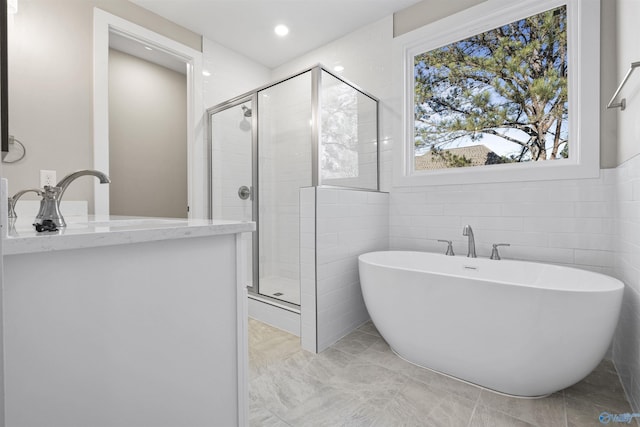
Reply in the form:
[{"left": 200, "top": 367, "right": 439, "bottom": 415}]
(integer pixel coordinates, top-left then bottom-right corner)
[
  {"left": 35, "top": 170, "right": 110, "bottom": 227},
  {"left": 8, "top": 188, "right": 44, "bottom": 220},
  {"left": 462, "top": 225, "right": 476, "bottom": 258}
]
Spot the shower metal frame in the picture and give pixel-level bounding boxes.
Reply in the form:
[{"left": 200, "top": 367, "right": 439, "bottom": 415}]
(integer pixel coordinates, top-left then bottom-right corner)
[{"left": 206, "top": 64, "right": 380, "bottom": 309}]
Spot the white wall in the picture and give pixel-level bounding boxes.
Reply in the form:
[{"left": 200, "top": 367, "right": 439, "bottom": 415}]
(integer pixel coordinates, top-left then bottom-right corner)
[
  {"left": 300, "top": 187, "right": 316, "bottom": 350},
  {"left": 300, "top": 188, "right": 389, "bottom": 353},
  {"left": 271, "top": 16, "right": 395, "bottom": 192},
  {"left": 202, "top": 38, "right": 270, "bottom": 108},
  {"left": 315, "top": 188, "right": 388, "bottom": 351},
  {"left": 202, "top": 37, "right": 270, "bottom": 292},
  {"left": 320, "top": 73, "right": 379, "bottom": 190},
  {"left": 5, "top": 0, "right": 200, "bottom": 209},
  {"left": 611, "top": 0, "right": 640, "bottom": 412},
  {"left": 613, "top": 154, "right": 640, "bottom": 412},
  {"left": 390, "top": 176, "right": 615, "bottom": 272},
  {"left": 258, "top": 73, "right": 313, "bottom": 284},
  {"left": 203, "top": 36, "right": 269, "bottom": 225},
  {"left": 614, "top": 0, "right": 640, "bottom": 165},
  {"left": 109, "top": 49, "right": 188, "bottom": 218}
]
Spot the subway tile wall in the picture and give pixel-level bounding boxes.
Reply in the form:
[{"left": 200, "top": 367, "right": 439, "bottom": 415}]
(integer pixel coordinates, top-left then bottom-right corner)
[
  {"left": 389, "top": 174, "right": 616, "bottom": 274},
  {"left": 314, "top": 188, "right": 389, "bottom": 352},
  {"left": 613, "top": 153, "right": 640, "bottom": 412},
  {"left": 300, "top": 187, "right": 389, "bottom": 353},
  {"left": 271, "top": 17, "right": 395, "bottom": 193},
  {"left": 320, "top": 75, "right": 379, "bottom": 191},
  {"left": 203, "top": 36, "right": 272, "bottom": 288},
  {"left": 258, "top": 74, "right": 313, "bottom": 282},
  {"left": 300, "top": 187, "right": 317, "bottom": 352}
]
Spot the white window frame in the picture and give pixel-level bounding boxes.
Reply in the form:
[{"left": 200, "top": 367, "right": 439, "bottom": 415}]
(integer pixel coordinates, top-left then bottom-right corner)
[{"left": 392, "top": 0, "right": 600, "bottom": 187}]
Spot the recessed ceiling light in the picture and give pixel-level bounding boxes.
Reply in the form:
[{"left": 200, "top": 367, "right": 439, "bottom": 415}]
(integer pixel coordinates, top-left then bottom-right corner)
[
  {"left": 144, "top": 46, "right": 153, "bottom": 51},
  {"left": 274, "top": 25, "right": 289, "bottom": 37},
  {"left": 334, "top": 65, "right": 345, "bottom": 72},
  {"left": 202, "top": 70, "right": 211, "bottom": 77}
]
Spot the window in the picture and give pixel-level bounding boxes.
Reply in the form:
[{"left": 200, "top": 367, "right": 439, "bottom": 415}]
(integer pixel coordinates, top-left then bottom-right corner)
[{"left": 393, "top": 0, "right": 599, "bottom": 186}]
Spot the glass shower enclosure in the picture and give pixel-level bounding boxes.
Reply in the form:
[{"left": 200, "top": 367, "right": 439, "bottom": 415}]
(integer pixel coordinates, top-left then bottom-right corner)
[{"left": 208, "top": 66, "right": 379, "bottom": 308}]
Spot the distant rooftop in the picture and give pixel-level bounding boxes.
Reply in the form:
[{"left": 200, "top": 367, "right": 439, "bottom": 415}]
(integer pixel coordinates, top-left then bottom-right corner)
[{"left": 415, "top": 145, "right": 502, "bottom": 170}]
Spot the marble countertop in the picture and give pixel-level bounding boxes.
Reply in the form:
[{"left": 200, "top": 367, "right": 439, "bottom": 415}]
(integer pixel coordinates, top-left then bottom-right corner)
[{"left": 3, "top": 215, "right": 256, "bottom": 255}]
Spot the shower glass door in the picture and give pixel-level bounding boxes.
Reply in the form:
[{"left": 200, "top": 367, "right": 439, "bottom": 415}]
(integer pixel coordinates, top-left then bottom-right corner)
[
  {"left": 210, "top": 98, "right": 255, "bottom": 289},
  {"left": 257, "top": 71, "right": 313, "bottom": 306},
  {"left": 209, "top": 70, "right": 313, "bottom": 307}
]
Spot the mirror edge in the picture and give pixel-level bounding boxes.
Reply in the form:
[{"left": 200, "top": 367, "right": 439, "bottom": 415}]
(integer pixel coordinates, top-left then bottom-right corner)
[{"left": 1, "top": 0, "right": 8, "bottom": 157}]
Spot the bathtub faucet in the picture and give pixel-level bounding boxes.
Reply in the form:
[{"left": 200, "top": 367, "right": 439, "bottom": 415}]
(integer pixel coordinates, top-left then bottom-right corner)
[
  {"left": 462, "top": 225, "right": 476, "bottom": 258},
  {"left": 35, "top": 169, "right": 111, "bottom": 228}
]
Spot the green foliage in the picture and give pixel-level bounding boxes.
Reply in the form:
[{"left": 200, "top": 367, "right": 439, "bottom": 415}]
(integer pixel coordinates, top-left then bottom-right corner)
[
  {"left": 414, "top": 6, "right": 568, "bottom": 163},
  {"left": 430, "top": 147, "right": 473, "bottom": 168}
]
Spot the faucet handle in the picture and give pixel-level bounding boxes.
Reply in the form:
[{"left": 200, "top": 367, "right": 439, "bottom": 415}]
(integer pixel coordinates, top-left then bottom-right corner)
[
  {"left": 437, "top": 239, "right": 455, "bottom": 256},
  {"left": 490, "top": 243, "right": 510, "bottom": 260},
  {"left": 8, "top": 188, "right": 44, "bottom": 220}
]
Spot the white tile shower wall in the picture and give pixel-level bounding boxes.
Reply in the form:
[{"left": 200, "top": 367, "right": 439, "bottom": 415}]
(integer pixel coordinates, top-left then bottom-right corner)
[
  {"left": 389, "top": 175, "right": 615, "bottom": 274},
  {"left": 271, "top": 17, "right": 394, "bottom": 192},
  {"left": 203, "top": 36, "right": 269, "bottom": 222},
  {"left": 300, "top": 187, "right": 317, "bottom": 352},
  {"left": 210, "top": 112, "right": 252, "bottom": 221},
  {"left": 315, "top": 188, "right": 389, "bottom": 352},
  {"left": 203, "top": 36, "right": 270, "bottom": 286},
  {"left": 258, "top": 74, "right": 313, "bottom": 282},
  {"left": 613, "top": 153, "right": 640, "bottom": 412},
  {"left": 320, "top": 77, "right": 379, "bottom": 191}
]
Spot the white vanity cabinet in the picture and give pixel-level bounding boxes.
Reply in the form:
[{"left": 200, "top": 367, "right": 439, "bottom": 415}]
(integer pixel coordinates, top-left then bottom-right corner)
[{"left": 2, "top": 217, "right": 253, "bottom": 427}]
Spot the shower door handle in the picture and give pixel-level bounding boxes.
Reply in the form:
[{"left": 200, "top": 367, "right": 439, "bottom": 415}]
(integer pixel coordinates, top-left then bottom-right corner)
[{"left": 238, "top": 185, "right": 252, "bottom": 200}]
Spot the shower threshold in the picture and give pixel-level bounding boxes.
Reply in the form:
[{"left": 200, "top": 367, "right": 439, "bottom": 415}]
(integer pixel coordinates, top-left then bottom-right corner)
[{"left": 248, "top": 291, "right": 300, "bottom": 314}]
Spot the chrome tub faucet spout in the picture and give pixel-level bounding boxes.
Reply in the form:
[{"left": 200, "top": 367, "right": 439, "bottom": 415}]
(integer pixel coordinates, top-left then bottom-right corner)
[
  {"left": 463, "top": 225, "right": 476, "bottom": 258},
  {"left": 35, "top": 169, "right": 111, "bottom": 228}
]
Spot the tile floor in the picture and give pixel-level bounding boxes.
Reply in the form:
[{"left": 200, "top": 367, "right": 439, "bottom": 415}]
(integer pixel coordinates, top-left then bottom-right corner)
[{"left": 249, "top": 318, "right": 636, "bottom": 427}]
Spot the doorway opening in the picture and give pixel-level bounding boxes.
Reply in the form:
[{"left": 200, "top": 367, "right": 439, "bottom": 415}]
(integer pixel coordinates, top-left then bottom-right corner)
[{"left": 93, "top": 9, "right": 204, "bottom": 218}]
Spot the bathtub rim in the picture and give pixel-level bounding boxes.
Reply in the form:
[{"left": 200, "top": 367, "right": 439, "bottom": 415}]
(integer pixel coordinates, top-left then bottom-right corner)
[{"left": 358, "top": 250, "right": 623, "bottom": 293}]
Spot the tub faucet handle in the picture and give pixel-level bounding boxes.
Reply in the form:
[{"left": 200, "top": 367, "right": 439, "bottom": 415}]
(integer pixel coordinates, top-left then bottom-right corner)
[
  {"left": 437, "top": 239, "right": 455, "bottom": 256},
  {"left": 490, "top": 243, "right": 510, "bottom": 260}
]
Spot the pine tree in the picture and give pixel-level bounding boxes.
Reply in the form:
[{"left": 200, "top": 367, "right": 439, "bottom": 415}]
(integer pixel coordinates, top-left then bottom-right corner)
[{"left": 414, "top": 6, "right": 568, "bottom": 163}]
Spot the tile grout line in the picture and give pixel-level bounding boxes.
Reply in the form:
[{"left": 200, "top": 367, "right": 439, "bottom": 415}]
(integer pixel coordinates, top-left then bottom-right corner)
[
  {"left": 562, "top": 389, "right": 569, "bottom": 427},
  {"left": 466, "top": 391, "right": 482, "bottom": 427}
]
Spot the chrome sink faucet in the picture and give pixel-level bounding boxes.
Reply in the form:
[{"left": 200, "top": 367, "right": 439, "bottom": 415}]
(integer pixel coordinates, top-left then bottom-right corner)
[
  {"left": 8, "top": 188, "right": 44, "bottom": 220},
  {"left": 462, "top": 225, "right": 476, "bottom": 258},
  {"left": 35, "top": 170, "right": 110, "bottom": 227}
]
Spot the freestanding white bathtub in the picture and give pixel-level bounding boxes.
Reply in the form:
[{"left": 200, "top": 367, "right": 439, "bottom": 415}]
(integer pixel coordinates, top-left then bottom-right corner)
[{"left": 358, "top": 251, "right": 624, "bottom": 397}]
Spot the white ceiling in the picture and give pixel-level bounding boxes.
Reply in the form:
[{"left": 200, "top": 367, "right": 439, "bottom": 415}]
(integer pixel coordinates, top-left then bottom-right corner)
[{"left": 130, "top": 0, "right": 425, "bottom": 68}]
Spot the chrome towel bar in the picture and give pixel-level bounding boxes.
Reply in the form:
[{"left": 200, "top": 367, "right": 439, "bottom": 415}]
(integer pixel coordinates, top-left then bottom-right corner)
[{"left": 607, "top": 61, "right": 640, "bottom": 110}]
